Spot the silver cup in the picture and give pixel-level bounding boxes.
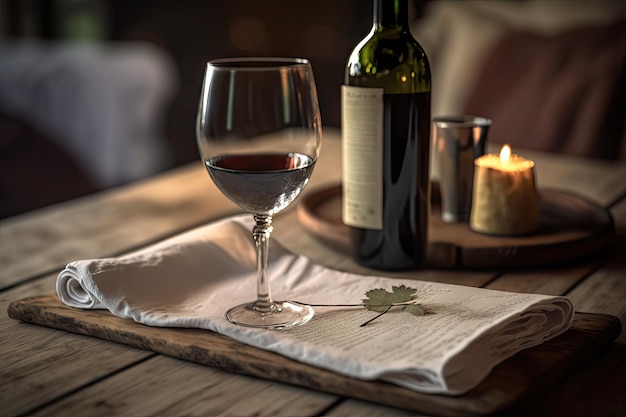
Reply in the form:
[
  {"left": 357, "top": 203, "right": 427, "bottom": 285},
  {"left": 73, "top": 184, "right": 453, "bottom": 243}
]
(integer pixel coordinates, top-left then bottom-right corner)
[{"left": 432, "top": 116, "right": 492, "bottom": 223}]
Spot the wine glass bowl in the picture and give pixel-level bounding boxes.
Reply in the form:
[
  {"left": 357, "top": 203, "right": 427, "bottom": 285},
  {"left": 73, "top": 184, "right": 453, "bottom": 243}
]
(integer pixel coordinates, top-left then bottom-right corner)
[{"left": 196, "top": 57, "right": 322, "bottom": 329}]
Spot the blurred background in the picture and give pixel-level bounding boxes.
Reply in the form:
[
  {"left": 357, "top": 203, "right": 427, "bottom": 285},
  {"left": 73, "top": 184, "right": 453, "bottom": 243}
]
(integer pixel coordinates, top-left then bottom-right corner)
[{"left": 1, "top": 0, "right": 624, "bottom": 219}]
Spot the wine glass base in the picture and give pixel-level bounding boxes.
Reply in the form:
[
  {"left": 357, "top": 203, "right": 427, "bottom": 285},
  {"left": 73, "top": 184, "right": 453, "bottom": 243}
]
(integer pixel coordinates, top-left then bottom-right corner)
[{"left": 225, "top": 301, "right": 314, "bottom": 329}]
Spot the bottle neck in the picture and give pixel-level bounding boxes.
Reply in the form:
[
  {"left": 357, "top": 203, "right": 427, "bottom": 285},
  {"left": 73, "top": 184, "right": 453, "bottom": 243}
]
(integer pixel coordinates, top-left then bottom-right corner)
[{"left": 373, "top": 0, "right": 409, "bottom": 29}]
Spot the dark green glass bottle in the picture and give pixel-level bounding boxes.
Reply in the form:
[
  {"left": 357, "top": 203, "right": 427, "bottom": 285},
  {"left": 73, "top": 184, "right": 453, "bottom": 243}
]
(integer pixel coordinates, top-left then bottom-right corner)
[{"left": 342, "top": 0, "right": 431, "bottom": 270}]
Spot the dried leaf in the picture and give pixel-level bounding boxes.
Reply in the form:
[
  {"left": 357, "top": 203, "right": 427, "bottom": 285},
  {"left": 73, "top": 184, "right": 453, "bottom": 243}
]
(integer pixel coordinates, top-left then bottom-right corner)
[
  {"left": 403, "top": 303, "right": 426, "bottom": 316},
  {"left": 362, "top": 285, "right": 417, "bottom": 313}
]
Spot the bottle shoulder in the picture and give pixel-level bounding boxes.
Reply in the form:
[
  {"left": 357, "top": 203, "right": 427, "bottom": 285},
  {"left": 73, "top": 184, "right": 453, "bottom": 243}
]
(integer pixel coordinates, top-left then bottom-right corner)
[
  {"left": 346, "top": 29, "right": 431, "bottom": 93},
  {"left": 348, "top": 29, "right": 427, "bottom": 60}
]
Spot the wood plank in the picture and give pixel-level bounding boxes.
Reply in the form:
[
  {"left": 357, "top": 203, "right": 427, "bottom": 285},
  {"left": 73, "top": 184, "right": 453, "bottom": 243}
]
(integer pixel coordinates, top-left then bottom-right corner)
[
  {"left": 566, "top": 243, "right": 626, "bottom": 344},
  {"left": 2, "top": 134, "right": 623, "bottom": 417},
  {"left": 487, "top": 239, "right": 626, "bottom": 348},
  {"left": 329, "top": 265, "right": 626, "bottom": 417},
  {"left": 0, "top": 164, "right": 235, "bottom": 288},
  {"left": 333, "top": 326, "right": 626, "bottom": 417},
  {"left": 0, "top": 131, "right": 344, "bottom": 288},
  {"left": 485, "top": 258, "right": 605, "bottom": 296},
  {"left": 326, "top": 401, "right": 415, "bottom": 417},
  {"left": 565, "top": 198, "right": 626, "bottom": 343},
  {"left": 518, "top": 342, "right": 626, "bottom": 417},
  {"left": 274, "top": 208, "right": 498, "bottom": 287},
  {"left": 329, "top": 342, "right": 626, "bottom": 417},
  {"left": 0, "top": 275, "right": 341, "bottom": 416},
  {"left": 296, "top": 184, "right": 615, "bottom": 270},
  {"left": 34, "top": 355, "right": 338, "bottom": 417},
  {"left": 0, "top": 275, "right": 151, "bottom": 416},
  {"left": 2, "top": 131, "right": 622, "bottom": 287},
  {"left": 515, "top": 199, "right": 626, "bottom": 416},
  {"left": 7, "top": 294, "right": 621, "bottom": 417}
]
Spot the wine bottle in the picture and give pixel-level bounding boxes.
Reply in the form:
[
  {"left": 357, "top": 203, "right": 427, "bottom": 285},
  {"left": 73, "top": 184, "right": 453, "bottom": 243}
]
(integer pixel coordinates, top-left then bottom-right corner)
[{"left": 342, "top": 0, "right": 431, "bottom": 270}]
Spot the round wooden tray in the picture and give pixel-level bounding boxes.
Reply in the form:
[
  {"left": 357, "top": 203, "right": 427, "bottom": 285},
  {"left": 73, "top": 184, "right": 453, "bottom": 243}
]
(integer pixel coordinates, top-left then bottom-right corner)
[{"left": 296, "top": 183, "right": 615, "bottom": 269}]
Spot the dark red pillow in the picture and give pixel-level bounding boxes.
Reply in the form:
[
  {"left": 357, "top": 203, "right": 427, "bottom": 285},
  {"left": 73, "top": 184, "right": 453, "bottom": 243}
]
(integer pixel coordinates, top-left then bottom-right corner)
[{"left": 463, "top": 20, "right": 626, "bottom": 160}]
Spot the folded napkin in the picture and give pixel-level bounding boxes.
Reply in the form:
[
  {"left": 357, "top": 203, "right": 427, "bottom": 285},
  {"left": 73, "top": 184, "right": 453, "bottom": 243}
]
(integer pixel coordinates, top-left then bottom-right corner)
[{"left": 57, "top": 215, "right": 574, "bottom": 395}]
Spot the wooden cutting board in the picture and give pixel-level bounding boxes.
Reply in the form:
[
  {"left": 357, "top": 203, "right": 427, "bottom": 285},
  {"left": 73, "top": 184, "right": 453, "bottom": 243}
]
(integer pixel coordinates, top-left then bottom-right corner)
[
  {"left": 8, "top": 294, "right": 621, "bottom": 417},
  {"left": 296, "top": 184, "right": 615, "bottom": 269}
]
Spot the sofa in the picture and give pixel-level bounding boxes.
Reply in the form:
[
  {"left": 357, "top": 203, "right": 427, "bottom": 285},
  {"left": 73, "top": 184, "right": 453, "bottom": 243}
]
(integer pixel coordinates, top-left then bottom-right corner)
[
  {"left": 1, "top": 0, "right": 624, "bottom": 219},
  {"left": 412, "top": 0, "right": 626, "bottom": 160}
]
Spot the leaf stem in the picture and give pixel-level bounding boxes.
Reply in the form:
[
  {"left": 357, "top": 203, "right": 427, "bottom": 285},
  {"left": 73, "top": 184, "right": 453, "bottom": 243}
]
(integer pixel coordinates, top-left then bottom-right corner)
[
  {"left": 359, "top": 304, "right": 393, "bottom": 327},
  {"left": 290, "top": 301, "right": 417, "bottom": 308},
  {"left": 287, "top": 299, "right": 422, "bottom": 327}
]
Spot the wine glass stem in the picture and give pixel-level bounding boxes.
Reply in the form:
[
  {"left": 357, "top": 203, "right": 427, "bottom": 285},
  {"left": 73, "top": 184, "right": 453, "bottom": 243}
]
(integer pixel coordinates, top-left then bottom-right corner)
[{"left": 252, "top": 214, "right": 277, "bottom": 313}]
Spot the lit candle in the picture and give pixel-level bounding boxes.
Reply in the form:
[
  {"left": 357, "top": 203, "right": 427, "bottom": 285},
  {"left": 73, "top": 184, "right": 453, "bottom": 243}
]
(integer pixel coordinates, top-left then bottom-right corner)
[{"left": 470, "top": 145, "right": 540, "bottom": 235}]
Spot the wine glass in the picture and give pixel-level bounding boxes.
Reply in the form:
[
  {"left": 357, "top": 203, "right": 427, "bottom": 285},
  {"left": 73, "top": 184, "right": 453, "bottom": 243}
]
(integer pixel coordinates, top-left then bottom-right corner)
[{"left": 196, "top": 57, "right": 322, "bottom": 329}]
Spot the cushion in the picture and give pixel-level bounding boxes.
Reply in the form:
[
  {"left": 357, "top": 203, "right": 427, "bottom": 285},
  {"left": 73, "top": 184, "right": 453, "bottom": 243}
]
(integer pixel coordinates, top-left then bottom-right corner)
[{"left": 463, "top": 21, "right": 626, "bottom": 160}]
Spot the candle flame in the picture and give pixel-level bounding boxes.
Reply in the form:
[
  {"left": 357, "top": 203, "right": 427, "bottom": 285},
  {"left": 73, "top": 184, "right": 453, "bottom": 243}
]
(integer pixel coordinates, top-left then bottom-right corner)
[{"left": 500, "top": 145, "right": 511, "bottom": 163}]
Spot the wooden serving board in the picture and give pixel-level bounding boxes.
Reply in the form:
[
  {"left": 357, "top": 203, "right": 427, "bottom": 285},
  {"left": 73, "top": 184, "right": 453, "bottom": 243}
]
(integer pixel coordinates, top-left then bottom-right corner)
[
  {"left": 297, "top": 184, "right": 615, "bottom": 269},
  {"left": 8, "top": 294, "right": 621, "bottom": 417}
]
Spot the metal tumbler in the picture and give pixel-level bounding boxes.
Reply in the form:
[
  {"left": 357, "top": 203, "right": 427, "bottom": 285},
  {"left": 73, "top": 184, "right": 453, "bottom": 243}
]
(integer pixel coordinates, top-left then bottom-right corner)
[{"left": 432, "top": 116, "right": 492, "bottom": 223}]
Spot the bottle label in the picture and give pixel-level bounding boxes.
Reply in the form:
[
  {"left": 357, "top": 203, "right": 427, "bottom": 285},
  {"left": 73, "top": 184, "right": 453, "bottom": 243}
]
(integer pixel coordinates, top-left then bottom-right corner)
[{"left": 341, "top": 85, "right": 383, "bottom": 230}]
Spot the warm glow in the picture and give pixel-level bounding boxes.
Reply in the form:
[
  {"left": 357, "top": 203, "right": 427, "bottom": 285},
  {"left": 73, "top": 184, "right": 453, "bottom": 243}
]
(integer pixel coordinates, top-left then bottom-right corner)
[{"left": 500, "top": 145, "right": 511, "bottom": 163}]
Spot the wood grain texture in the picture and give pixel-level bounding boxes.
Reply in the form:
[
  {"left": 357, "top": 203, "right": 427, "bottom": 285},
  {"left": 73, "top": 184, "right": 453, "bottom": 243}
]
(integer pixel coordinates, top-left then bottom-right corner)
[
  {"left": 0, "top": 274, "right": 153, "bottom": 417},
  {"left": 297, "top": 184, "right": 615, "bottom": 269},
  {"left": 518, "top": 342, "right": 626, "bottom": 417},
  {"left": 0, "top": 132, "right": 344, "bottom": 289},
  {"left": 0, "top": 164, "right": 234, "bottom": 289},
  {"left": 275, "top": 208, "right": 499, "bottom": 287},
  {"left": 2, "top": 130, "right": 624, "bottom": 417},
  {"left": 0, "top": 273, "right": 339, "bottom": 417},
  {"left": 8, "top": 294, "right": 621, "bottom": 417},
  {"left": 36, "top": 355, "right": 338, "bottom": 417}
]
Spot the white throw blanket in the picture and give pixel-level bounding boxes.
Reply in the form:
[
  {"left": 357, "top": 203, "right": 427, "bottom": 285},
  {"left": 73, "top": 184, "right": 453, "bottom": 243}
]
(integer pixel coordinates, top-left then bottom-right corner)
[{"left": 57, "top": 215, "right": 574, "bottom": 395}]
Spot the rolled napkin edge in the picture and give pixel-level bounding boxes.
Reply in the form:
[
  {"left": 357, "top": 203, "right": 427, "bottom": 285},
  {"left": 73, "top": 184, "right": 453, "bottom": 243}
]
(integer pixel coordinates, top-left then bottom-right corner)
[{"left": 56, "top": 262, "right": 105, "bottom": 309}]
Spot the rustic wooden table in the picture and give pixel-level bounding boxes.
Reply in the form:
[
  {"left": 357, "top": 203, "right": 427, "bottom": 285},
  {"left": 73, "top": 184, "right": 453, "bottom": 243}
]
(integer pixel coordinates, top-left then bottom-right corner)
[{"left": 2, "top": 129, "right": 625, "bottom": 416}]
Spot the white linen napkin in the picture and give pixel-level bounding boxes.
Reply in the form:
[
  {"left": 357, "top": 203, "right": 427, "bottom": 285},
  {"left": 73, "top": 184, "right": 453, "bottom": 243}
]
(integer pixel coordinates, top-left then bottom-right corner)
[{"left": 57, "top": 214, "right": 574, "bottom": 395}]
